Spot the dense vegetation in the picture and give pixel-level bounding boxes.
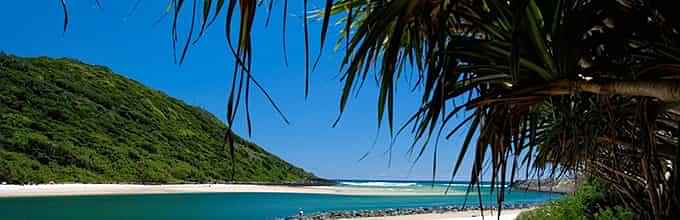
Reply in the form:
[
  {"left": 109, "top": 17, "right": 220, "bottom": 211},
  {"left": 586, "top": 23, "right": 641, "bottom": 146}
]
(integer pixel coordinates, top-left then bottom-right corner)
[
  {"left": 517, "top": 180, "right": 633, "bottom": 220},
  {"left": 0, "top": 54, "right": 314, "bottom": 184}
]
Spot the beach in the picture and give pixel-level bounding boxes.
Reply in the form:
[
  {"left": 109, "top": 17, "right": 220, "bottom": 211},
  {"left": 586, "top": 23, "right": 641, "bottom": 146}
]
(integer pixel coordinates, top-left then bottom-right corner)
[
  {"left": 0, "top": 183, "right": 468, "bottom": 197},
  {"left": 351, "top": 208, "right": 528, "bottom": 220},
  {"left": 0, "top": 184, "right": 362, "bottom": 197},
  {"left": 0, "top": 183, "right": 540, "bottom": 219}
]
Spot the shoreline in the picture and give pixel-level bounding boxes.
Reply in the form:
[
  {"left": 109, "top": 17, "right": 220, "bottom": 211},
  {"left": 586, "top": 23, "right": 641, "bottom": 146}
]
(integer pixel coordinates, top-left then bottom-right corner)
[
  {"left": 293, "top": 202, "right": 537, "bottom": 219},
  {"left": 348, "top": 208, "right": 531, "bottom": 220},
  {"left": 0, "top": 183, "right": 468, "bottom": 198},
  {"left": 1, "top": 183, "right": 540, "bottom": 220}
]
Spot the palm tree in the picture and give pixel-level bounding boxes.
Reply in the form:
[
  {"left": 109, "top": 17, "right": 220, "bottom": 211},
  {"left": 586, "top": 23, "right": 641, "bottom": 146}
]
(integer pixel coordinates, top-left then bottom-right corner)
[
  {"left": 58, "top": 0, "right": 679, "bottom": 218},
  {"left": 325, "top": 1, "right": 680, "bottom": 218}
]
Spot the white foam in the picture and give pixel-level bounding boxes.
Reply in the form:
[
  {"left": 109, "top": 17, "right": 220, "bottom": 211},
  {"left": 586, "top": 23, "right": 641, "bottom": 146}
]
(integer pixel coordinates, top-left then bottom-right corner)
[
  {"left": 338, "top": 181, "right": 508, "bottom": 189},
  {"left": 435, "top": 183, "right": 509, "bottom": 188},
  {"left": 339, "top": 181, "right": 417, "bottom": 187}
]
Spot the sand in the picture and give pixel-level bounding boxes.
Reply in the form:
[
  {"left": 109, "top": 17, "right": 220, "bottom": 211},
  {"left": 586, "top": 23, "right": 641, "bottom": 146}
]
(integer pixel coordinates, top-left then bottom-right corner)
[
  {"left": 0, "top": 183, "right": 466, "bottom": 197},
  {"left": 349, "top": 208, "right": 529, "bottom": 220}
]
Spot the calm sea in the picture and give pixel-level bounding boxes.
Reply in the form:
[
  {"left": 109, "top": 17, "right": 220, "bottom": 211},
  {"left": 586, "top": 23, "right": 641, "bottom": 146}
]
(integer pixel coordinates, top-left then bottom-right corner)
[{"left": 0, "top": 180, "right": 561, "bottom": 220}]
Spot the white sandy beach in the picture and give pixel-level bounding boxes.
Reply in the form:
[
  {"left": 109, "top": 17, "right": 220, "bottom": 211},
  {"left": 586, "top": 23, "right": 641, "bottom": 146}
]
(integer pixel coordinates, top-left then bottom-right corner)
[
  {"left": 0, "top": 183, "right": 466, "bottom": 197},
  {"left": 351, "top": 208, "right": 528, "bottom": 220}
]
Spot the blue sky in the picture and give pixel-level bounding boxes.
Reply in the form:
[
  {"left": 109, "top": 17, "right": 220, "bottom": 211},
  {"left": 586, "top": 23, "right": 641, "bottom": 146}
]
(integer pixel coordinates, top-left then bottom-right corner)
[{"left": 0, "top": 0, "right": 482, "bottom": 181}]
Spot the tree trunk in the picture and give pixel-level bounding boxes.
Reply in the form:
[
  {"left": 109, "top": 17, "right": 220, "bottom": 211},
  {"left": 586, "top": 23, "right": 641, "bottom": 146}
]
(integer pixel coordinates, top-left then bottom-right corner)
[{"left": 536, "top": 80, "right": 680, "bottom": 102}]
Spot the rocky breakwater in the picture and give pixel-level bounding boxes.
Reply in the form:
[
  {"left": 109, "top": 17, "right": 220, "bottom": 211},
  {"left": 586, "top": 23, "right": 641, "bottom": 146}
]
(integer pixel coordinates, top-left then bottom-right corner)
[
  {"left": 512, "top": 179, "right": 576, "bottom": 194},
  {"left": 280, "top": 203, "right": 540, "bottom": 220}
]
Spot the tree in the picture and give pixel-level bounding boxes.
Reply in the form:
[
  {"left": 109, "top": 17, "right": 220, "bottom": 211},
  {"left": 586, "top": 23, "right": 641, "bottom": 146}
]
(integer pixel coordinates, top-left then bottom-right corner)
[{"left": 58, "top": 0, "right": 680, "bottom": 218}]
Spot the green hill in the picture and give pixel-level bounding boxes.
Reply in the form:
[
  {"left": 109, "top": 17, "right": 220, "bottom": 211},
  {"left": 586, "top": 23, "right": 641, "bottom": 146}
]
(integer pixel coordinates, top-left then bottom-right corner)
[{"left": 0, "top": 54, "right": 314, "bottom": 184}]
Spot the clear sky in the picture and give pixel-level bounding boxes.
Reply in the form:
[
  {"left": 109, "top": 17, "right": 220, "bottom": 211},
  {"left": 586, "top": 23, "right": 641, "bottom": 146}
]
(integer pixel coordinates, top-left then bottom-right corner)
[{"left": 0, "top": 0, "right": 482, "bottom": 181}]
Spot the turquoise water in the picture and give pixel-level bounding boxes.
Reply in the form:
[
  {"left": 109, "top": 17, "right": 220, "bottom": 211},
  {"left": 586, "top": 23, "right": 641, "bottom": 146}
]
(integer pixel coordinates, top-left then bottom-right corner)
[{"left": 0, "top": 181, "right": 561, "bottom": 220}]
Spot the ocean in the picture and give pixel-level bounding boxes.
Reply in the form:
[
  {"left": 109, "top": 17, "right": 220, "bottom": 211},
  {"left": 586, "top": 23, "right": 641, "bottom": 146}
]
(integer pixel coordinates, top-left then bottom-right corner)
[{"left": 0, "top": 180, "right": 561, "bottom": 220}]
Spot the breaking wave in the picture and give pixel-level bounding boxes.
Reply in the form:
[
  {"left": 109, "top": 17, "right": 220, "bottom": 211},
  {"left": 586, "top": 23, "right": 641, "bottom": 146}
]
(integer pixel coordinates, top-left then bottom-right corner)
[{"left": 339, "top": 181, "right": 418, "bottom": 187}]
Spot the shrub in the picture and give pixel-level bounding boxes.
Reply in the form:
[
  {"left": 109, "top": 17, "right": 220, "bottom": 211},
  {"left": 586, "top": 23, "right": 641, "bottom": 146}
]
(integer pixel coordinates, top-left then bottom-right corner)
[{"left": 517, "top": 179, "right": 633, "bottom": 220}]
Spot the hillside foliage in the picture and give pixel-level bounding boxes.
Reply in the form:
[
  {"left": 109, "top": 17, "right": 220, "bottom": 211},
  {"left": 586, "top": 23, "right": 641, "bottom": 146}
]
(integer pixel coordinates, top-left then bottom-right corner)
[{"left": 0, "top": 54, "right": 314, "bottom": 184}]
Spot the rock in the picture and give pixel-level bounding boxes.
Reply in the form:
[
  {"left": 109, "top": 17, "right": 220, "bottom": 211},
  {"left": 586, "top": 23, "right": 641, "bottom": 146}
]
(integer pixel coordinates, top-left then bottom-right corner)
[
  {"left": 285, "top": 202, "right": 539, "bottom": 219},
  {"left": 512, "top": 178, "right": 576, "bottom": 193}
]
